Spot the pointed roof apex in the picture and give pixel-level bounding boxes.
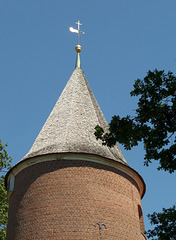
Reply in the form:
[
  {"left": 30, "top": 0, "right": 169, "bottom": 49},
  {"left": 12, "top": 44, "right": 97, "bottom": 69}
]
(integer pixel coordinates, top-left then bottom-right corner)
[{"left": 22, "top": 68, "right": 127, "bottom": 165}]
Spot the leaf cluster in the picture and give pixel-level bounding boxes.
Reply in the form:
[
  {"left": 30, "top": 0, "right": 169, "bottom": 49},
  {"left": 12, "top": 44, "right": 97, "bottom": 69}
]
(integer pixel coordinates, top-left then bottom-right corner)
[
  {"left": 0, "top": 176, "right": 8, "bottom": 240},
  {"left": 0, "top": 140, "right": 12, "bottom": 239},
  {"left": 146, "top": 205, "right": 176, "bottom": 240},
  {"left": 95, "top": 69, "right": 176, "bottom": 173},
  {"left": 0, "top": 140, "right": 12, "bottom": 173}
]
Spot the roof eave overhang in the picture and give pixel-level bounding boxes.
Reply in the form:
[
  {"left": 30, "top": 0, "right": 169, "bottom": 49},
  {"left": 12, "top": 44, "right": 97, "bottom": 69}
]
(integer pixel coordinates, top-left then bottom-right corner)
[{"left": 5, "top": 152, "right": 146, "bottom": 199}]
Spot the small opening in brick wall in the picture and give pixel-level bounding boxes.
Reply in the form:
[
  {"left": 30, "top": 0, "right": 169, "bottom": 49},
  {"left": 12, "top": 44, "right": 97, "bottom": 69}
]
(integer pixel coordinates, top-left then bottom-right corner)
[{"left": 138, "top": 204, "right": 145, "bottom": 233}]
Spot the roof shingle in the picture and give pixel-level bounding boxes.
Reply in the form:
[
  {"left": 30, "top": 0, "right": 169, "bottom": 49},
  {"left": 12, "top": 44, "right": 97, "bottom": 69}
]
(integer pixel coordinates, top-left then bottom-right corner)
[{"left": 22, "top": 67, "right": 127, "bottom": 164}]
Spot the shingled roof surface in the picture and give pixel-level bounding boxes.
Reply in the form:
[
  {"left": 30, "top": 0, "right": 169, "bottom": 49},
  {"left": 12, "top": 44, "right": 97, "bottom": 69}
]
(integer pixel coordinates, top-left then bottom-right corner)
[{"left": 22, "top": 67, "right": 127, "bottom": 164}]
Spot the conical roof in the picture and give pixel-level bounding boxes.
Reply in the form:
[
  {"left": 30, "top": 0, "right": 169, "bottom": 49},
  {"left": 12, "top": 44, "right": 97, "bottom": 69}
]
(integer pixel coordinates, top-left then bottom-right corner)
[{"left": 22, "top": 67, "right": 127, "bottom": 164}]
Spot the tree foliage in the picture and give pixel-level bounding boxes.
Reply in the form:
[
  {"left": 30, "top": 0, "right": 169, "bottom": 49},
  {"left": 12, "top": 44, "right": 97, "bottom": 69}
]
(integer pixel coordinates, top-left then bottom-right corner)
[
  {"left": 0, "top": 140, "right": 12, "bottom": 240},
  {"left": 147, "top": 204, "right": 176, "bottom": 240},
  {"left": 0, "top": 176, "right": 9, "bottom": 239},
  {"left": 95, "top": 69, "right": 176, "bottom": 173}
]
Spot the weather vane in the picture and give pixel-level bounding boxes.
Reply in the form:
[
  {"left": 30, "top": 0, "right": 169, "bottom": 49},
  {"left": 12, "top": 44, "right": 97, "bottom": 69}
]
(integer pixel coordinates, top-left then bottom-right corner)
[{"left": 69, "top": 20, "right": 85, "bottom": 45}]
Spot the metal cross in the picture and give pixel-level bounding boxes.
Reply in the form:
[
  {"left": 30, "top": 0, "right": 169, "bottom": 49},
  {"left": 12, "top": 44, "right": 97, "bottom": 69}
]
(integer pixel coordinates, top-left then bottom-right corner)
[
  {"left": 94, "top": 220, "right": 107, "bottom": 236},
  {"left": 76, "top": 20, "right": 85, "bottom": 45},
  {"left": 76, "top": 21, "right": 81, "bottom": 45},
  {"left": 76, "top": 20, "right": 82, "bottom": 32}
]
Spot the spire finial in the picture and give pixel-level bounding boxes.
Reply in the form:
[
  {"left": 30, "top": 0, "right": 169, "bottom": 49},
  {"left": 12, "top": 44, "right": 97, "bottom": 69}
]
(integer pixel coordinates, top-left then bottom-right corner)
[
  {"left": 69, "top": 21, "right": 85, "bottom": 68},
  {"left": 69, "top": 20, "right": 85, "bottom": 46}
]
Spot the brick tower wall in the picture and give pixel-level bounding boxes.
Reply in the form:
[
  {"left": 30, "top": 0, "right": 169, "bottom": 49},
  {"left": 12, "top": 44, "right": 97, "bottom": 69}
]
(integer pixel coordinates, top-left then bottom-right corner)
[{"left": 7, "top": 159, "right": 145, "bottom": 240}]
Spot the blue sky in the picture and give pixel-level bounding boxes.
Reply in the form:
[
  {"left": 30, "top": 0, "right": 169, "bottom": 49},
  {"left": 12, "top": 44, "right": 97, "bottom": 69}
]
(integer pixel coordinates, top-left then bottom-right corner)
[{"left": 1, "top": 0, "right": 176, "bottom": 232}]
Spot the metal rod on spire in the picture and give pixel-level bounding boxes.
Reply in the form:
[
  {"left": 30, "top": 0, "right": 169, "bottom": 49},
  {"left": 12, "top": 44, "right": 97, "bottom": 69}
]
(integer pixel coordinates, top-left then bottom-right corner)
[{"left": 76, "top": 20, "right": 81, "bottom": 45}]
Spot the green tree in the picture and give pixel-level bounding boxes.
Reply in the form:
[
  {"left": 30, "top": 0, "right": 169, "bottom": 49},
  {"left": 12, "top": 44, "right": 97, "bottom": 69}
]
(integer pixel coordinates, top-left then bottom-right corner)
[
  {"left": 95, "top": 69, "right": 176, "bottom": 173},
  {"left": 146, "top": 205, "right": 176, "bottom": 240},
  {"left": 0, "top": 140, "right": 12, "bottom": 240},
  {"left": 95, "top": 69, "right": 176, "bottom": 239}
]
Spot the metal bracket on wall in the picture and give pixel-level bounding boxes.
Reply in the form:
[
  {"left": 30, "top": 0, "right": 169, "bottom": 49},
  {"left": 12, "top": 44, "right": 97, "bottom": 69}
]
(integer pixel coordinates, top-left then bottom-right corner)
[{"left": 94, "top": 220, "right": 107, "bottom": 236}]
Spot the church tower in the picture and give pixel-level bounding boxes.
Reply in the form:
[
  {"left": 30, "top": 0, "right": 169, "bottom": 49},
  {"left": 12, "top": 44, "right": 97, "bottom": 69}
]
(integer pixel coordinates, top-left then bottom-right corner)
[{"left": 6, "top": 22, "right": 146, "bottom": 240}]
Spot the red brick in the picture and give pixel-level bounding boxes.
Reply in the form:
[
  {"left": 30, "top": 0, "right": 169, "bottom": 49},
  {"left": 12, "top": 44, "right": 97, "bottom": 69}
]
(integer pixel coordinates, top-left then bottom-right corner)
[{"left": 7, "top": 159, "right": 145, "bottom": 240}]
